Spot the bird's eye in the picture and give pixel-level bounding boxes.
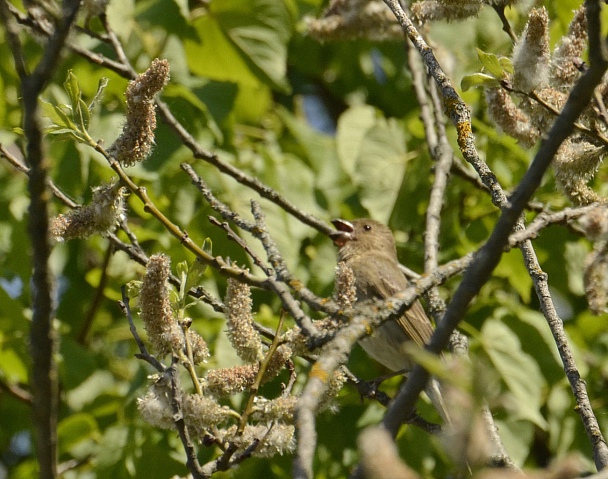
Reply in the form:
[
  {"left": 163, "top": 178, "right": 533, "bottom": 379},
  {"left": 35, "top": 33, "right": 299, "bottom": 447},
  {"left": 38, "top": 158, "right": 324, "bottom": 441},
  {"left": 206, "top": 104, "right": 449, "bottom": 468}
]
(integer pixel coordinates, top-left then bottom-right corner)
[{"left": 363, "top": 224, "right": 372, "bottom": 232}]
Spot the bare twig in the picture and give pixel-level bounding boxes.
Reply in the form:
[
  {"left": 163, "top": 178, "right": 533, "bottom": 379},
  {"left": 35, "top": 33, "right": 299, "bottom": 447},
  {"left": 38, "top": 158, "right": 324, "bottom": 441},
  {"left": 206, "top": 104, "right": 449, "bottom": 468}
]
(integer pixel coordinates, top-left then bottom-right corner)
[
  {"left": 0, "top": 144, "right": 79, "bottom": 208},
  {"left": 0, "top": 377, "right": 33, "bottom": 404},
  {"left": 166, "top": 359, "right": 207, "bottom": 479},
  {"left": 119, "top": 286, "right": 165, "bottom": 373},
  {"left": 208, "top": 216, "right": 272, "bottom": 275},
  {"left": 492, "top": 4, "right": 517, "bottom": 43}
]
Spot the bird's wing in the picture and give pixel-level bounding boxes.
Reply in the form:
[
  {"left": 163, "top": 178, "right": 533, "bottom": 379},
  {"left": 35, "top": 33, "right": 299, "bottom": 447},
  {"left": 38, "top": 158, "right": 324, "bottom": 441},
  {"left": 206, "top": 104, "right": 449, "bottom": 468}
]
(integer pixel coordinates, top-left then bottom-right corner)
[
  {"left": 354, "top": 254, "right": 434, "bottom": 348},
  {"left": 397, "top": 298, "right": 434, "bottom": 348}
]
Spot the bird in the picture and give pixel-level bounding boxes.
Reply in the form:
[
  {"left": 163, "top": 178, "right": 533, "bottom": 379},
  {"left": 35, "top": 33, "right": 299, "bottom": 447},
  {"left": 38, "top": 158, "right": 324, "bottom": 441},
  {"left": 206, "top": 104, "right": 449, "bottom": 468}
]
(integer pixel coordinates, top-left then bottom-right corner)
[{"left": 330, "top": 218, "right": 450, "bottom": 423}]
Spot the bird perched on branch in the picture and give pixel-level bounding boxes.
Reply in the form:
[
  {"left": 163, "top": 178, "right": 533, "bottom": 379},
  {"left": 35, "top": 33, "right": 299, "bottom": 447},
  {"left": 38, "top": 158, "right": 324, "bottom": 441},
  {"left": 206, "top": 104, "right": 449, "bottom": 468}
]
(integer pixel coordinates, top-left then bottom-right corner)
[{"left": 330, "top": 218, "right": 449, "bottom": 423}]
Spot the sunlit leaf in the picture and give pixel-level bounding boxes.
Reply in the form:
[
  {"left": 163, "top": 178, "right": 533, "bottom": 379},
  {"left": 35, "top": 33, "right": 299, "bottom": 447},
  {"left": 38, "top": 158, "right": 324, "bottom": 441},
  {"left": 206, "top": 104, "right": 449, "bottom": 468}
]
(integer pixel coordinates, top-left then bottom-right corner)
[
  {"left": 476, "top": 48, "right": 504, "bottom": 78},
  {"left": 461, "top": 72, "right": 500, "bottom": 91}
]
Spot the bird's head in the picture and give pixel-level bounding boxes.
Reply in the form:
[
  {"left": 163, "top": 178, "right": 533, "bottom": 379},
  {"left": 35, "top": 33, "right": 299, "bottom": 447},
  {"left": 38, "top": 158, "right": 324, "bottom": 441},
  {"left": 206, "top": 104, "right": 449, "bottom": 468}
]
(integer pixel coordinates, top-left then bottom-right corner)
[{"left": 330, "top": 218, "right": 397, "bottom": 261}]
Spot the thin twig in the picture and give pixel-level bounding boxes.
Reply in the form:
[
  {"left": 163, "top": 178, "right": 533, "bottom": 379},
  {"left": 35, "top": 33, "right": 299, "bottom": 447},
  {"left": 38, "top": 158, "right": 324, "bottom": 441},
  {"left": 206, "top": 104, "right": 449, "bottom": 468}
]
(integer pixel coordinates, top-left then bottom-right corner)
[
  {"left": 0, "top": 143, "right": 79, "bottom": 208},
  {"left": 208, "top": 216, "right": 273, "bottom": 276},
  {"left": 0, "top": 377, "right": 33, "bottom": 404},
  {"left": 119, "top": 286, "right": 165, "bottom": 373},
  {"left": 492, "top": 4, "right": 517, "bottom": 43},
  {"left": 166, "top": 359, "right": 207, "bottom": 479}
]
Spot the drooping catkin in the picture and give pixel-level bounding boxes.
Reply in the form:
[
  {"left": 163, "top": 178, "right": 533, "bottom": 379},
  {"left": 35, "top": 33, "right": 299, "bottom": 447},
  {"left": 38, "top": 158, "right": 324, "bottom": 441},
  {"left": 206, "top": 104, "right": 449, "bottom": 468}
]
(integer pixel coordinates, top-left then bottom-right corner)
[
  {"left": 51, "top": 183, "right": 126, "bottom": 241},
  {"left": 139, "top": 254, "right": 183, "bottom": 357},
  {"left": 108, "top": 58, "right": 170, "bottom": 167},
  {"left": 225, "top": 278, "right": 264, "bottom": 364}
]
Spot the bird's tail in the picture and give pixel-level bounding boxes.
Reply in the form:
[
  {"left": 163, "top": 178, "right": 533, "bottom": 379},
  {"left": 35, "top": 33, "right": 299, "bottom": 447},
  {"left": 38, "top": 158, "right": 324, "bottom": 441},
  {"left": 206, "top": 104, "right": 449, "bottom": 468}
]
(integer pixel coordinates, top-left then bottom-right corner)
[{"left": 425, "top": 377, "right": 451, "bottom": 425}]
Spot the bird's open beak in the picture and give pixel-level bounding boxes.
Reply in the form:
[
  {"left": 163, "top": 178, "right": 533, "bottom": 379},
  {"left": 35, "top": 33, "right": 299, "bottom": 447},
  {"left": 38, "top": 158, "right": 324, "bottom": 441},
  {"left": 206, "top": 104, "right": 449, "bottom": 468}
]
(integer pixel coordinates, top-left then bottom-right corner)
[{"left": 330, "top": 219, "right": 354, "bottom": 247}]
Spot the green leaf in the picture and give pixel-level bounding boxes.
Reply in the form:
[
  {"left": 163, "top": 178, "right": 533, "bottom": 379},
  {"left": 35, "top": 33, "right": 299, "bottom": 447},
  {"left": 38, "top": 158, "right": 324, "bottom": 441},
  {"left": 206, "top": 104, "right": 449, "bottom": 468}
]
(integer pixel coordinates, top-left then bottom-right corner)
[
  {"left": 337, "top": 105, "right": 407, "bottom": 222},
  {"left": 336, "top": 105, "right": 376, "bottom": 178},
  {"left": 476, "top": 48, "right": 504, "bottom": 78},
  {"left": 494, "top": 249, "right": 533, "bottom": 303},
  {"left": 0, "top": 346, "right": 28, "bottom": 383},
  {"left": 481, "top": 319, "right": 547, "bottom": 428},
  {"left": 40, "top": 101, "right": 74, "bottom": 130},
  {"left": 565, "top": 241, "right": 586, "bottom": 295},
  {"left": 88, "top": 77, "right": 109, "bottom": 112},
  {"left": 215, "top": 0, "right": 292, "bottom": 92},
  {"left": 202, "top": 237, "right": 212, "bottom": 256},
  {"left": 546, "top": 385, "right": 577, "bottom": 456},
  {"left": 493, "top": 418, "right": 534, "bottom": 466},
  {"left": 499, "top": 56, "right": 514, "bottom": 75},
  {"left": 461, "top": 72, "right": 500, "bottom": 91},
  {"left": 185, "top": 0, "right": 292, "bottom": 93},
  {"left": 162, "top": 83, "right": 223, "bottom": 142},
  {"left": 96, "top": 425, "right": 129, "bottom": 468},
  {"left": 64, "top": 70, "right": 82, "bottom": 115},
  {"left": 77, "top": 98, "right": 91, "bottom": 131},
  {"left": 176, "top": 260, "right": 188, "bottom": 299},
  {"left": 185, "top": 15, "right": 261, "bottom": 87},
  {"left": 499, "top": 307, "right": 567, "bottom": 384}
]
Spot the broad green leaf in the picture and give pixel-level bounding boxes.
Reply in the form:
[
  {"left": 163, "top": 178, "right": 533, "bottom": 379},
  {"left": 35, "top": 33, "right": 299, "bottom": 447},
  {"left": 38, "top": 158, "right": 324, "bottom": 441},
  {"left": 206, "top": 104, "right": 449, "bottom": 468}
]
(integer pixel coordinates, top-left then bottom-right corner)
[
  {"left": 336, "top": 105, "right": 376, "bottom": 178},
  {"left": 162, "top": 83, "right": 223, "bottom": 142},
  {"left": 499, "top": 56, "right": 514, "bottom": 75},
  {"left": 565, "top": 241, "right": 586, "bottom": 295},
  {"left": 214, "top": 0, "right": 292, "bottom": 93},
  {"left": 65, "top": 370, "right": 116, "bottom": 410},
  {"left": 493, "top": 419, "right": 534, "bottom": 466},
  {"left": 95, "top": 425, "right": 129, "bottom": 468},
  {"left": 461, "top": 72, "right": 500, "bottom": 91},
  {"left": 481, "top": 319, "right": 547, "bottom": 428},
  {"left": 185, "top": 15, "right": 262, "bottom": 87},
  {"left": 186, "top": 260, "right": 208, "bottom": 294},
  {"left": 106, "top": 0, "right": 134, "bottom": 40},
  {"left": 498, "top": 307, "right": 567, "bottom": 384},
  {"left": 40, "top": 101, "right": 75, "bottom": 131},
  {"left": 337, "top": 105, "right": 408, "bottom": 222},
  {"left": 476, "top": 48, "right": 504, "bottom": 78},
  {"left": 277, "top": 107, "right": 346, "bottom": 206},
  {"left": 546, "top": 386, "right": 577, "bottom": 456}
]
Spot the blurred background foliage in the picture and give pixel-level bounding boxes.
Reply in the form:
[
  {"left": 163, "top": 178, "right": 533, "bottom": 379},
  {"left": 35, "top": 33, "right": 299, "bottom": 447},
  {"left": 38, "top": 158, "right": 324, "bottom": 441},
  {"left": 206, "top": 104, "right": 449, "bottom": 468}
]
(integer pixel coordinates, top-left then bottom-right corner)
[{"left": 0, "top": 0, "right": 605, "bottom": 477}]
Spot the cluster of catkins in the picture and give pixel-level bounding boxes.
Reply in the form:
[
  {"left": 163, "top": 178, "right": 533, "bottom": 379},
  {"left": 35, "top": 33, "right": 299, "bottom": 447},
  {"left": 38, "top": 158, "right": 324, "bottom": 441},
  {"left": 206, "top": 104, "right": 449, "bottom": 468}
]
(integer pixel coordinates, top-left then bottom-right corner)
[
  {"left": 478, "top": 6, "right": 608, "bottom": 313},
  {"left": 137, "top": 254, "right": 348, "bottom": 458},
  {"left": 51, "top": 59, "right": 170, "bottom": 243},
  {"left": 482, "top": 6, "right": 608, "bottom": 207}
]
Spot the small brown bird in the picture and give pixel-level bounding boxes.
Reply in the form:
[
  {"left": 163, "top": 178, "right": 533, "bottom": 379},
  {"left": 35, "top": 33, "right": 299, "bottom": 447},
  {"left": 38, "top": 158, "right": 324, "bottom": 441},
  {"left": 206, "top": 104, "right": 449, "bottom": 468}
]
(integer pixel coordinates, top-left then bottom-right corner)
[{"left": 331, "top": 218, "right": 449, "bottom": 423}]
